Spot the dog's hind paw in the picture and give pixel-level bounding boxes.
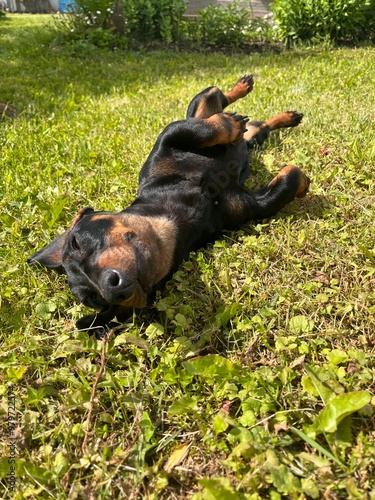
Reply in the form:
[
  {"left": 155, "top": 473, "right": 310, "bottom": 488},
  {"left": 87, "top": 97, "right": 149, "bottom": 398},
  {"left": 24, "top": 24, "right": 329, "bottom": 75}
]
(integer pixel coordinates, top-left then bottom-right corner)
[{"left": 286, "top": 111, "right": 304, "bottom": 127}]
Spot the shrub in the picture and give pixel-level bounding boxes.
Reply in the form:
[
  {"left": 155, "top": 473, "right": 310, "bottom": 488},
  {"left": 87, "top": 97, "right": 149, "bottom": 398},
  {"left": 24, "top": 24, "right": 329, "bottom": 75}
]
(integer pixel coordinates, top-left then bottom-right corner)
[
  {"left": 51, "top": 0, "right": 121, "bottom": 48},
  {"left": 185, "top": 3, "right": 276, "bottom": 49},
  {"left": 52, "top": 0, "right": 187, "bottom": 48},
  {"left": 52, "top": 0, "right": 277, "bottom": 50},
  {"left": 196, "top": 2, "right": 251, "bottom": 48},
  {"left": 271, "top": 0, "right": 375, "bottom": 43},
  {"left": 123, "top": 0, "right": 187, "bottom": 44}
]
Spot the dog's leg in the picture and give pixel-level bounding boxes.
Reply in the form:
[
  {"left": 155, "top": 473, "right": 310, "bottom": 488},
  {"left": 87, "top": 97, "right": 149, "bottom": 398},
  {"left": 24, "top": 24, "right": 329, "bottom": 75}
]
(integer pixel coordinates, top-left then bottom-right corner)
[
  {"left": 219, "top": 165, "right": 310, "bottom": 228},
  {"left": 145, "top": 75, "right": 254, "bottom": 164},
  {"left": 161, "top": 112, "right": 250, "bottom": 150},
  {"left": 244, "top": 111, "right": 303, "bottom": 148},
  {"left": 186, "top": 74, "right": 254, "bottom": 119},
  {"left": 224, "top": 74, "right": 254, "bottom": 106}
]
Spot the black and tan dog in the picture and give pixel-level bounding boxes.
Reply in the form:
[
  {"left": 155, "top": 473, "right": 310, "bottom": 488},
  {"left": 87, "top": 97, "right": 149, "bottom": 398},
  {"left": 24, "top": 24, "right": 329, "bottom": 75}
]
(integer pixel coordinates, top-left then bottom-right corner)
[{"left": 28, "top": 74, "right": 310, "bottom": 333}]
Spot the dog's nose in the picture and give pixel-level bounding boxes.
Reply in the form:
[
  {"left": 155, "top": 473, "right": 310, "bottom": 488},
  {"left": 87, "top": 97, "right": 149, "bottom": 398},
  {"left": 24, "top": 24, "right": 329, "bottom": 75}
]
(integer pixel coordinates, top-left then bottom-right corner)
[
  {"left": 105, "top": 269, "right": 123, "bottom": 288},
  {"left": 100, "top": 269, "right": 135, "bottom": 303}
]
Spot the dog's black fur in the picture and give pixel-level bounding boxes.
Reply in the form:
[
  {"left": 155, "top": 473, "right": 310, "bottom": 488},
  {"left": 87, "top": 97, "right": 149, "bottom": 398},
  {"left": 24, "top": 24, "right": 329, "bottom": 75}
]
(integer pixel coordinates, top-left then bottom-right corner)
[{"left": 28, "top": 74, "right": 310, "bottom": 333}]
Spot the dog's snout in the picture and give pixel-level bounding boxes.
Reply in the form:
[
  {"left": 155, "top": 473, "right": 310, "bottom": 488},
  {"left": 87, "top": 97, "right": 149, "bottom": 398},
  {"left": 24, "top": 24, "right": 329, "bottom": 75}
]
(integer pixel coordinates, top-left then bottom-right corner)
[{"left": 100, "top": 269, "right": 136, "bottom": 304}]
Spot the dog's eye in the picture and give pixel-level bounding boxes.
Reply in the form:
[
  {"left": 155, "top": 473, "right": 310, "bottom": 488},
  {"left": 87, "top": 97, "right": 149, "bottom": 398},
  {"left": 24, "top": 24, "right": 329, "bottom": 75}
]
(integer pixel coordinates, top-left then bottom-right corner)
[
  {"left": 71, "top": 235, "right": 80, "bottom": 251},
  {"left": 124, "top": 231, "right": 136, "bottom": 243}
]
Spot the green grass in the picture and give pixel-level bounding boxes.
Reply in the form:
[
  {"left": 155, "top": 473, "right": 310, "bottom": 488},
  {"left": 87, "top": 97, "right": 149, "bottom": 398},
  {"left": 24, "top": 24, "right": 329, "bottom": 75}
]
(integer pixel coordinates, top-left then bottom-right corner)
[{"left": 1, "top": 14, "right": 375, "bottom": 499}]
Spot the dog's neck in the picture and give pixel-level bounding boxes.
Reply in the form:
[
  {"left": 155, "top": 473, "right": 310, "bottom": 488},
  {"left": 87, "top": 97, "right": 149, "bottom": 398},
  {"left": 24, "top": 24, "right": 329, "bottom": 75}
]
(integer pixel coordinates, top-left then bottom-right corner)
[{"left": 124, "top": 214, "right": 178, "bottom": 285}]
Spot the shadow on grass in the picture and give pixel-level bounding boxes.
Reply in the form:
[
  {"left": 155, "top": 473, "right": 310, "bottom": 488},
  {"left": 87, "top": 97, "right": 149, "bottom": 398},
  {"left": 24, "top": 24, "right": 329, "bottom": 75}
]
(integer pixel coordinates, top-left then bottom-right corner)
[{"left": 1, "top": 15, "right": 332, "bottom": 115}]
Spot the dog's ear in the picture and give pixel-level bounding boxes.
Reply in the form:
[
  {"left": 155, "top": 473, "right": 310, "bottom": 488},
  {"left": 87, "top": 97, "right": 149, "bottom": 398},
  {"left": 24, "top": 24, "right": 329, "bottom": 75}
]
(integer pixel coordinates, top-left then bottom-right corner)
[
  {"left": 27, "top": 232, "right": 68, "bottom": 271},
  {"left": 27, "top": 207, "right": 94, "bottom": 270}
]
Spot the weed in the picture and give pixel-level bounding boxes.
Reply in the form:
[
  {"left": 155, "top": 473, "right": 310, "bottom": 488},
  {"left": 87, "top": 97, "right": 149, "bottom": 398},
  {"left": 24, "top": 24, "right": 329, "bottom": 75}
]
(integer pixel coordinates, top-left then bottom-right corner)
[{"left": 271, "top": 0, "right": 375, "bottom": 43}]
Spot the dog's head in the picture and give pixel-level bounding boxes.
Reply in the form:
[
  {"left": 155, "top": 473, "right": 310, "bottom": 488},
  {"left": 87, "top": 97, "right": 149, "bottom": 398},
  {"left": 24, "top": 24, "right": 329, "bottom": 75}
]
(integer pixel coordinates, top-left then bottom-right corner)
[{"left": 28, "top": 208, "right": 177, "bottom": 312}]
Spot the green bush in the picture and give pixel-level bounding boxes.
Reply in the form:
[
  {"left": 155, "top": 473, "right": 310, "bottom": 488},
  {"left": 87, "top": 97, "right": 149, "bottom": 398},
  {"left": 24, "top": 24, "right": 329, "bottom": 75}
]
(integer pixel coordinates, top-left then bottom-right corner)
[
  {"left": 51, "top": 0, "right": 121, "bottom": 48},
  {"left": 123, "top": 0, "right": 187, "bottom": 43},
  {"left": 52, "top": 0, "right": 276, "bottom": 49},
  {"left": 271, "top": 0, "right": 375, "bottom": 43},
  {"left": 52, "top": 0, "right": 187, "bottom": 47},
  {"left": 185, "top": 3, "right": 276, "bottom": 48},
  {"left": 197, "top": 2, "right": 251, "bottom": 47}
]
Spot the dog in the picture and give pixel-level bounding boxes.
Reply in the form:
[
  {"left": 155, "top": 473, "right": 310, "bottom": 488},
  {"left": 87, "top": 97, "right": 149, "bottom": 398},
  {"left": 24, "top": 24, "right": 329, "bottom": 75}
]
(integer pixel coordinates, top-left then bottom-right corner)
[{"left": 28, "top": 74, "right": 310, "bottom": 334}]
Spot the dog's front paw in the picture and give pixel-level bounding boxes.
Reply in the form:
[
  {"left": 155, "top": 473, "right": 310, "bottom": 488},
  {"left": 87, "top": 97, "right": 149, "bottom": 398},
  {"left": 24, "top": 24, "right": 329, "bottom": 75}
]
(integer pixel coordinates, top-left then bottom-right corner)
[
  {"left": 225, "top": 74, "right": 254, "bottom": 104},
  {"left": 224, "top": 112, "right": 249, "bottom": 142},
  {"left": 234, "top": 74, "right": 254, "bottom": 97},
  {"left": 76, "top": 307, "right": 117, "bottom": 336},
  {"left": 234, "top": 74, "right": 254, "bottom": 96},
  {"left": 76, "top": 313, "right": 106, "bottom": 337}
]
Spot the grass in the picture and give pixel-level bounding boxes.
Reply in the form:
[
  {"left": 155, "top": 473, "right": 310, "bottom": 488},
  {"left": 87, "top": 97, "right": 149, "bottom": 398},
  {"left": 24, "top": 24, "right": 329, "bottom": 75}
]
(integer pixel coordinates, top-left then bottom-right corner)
[{"left": 1, "top": 13, "right": 375, "bottom": 499}]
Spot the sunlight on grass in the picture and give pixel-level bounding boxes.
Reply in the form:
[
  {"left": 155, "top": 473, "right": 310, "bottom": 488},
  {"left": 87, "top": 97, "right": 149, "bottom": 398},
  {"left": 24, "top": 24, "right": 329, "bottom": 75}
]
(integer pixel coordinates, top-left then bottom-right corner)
[{"left": 1, "top": 14, "right": 375, "bottom": 499}]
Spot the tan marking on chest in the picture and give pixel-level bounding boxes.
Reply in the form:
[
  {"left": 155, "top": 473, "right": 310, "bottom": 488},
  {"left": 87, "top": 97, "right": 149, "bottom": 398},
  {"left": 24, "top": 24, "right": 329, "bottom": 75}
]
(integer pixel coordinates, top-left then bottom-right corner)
[
  {"left": 124, "top": 215, "right": 178, "bottom": 284},
  {"left": 141, "top": 216, "right": 178, "bottom": 282}
]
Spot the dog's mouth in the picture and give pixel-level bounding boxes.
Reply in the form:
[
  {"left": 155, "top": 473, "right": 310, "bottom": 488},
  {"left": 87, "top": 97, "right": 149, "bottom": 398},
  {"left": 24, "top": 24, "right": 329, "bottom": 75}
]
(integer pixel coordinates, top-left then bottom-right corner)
[
  {"left": 100, "top": 279, "right": 147, "bottom": 308},
  {"left": 74, "top": 288, "right": 109, "bottom": 311},
  {"left": 73, "top": 279, "right": 148, "bottom": 311}
]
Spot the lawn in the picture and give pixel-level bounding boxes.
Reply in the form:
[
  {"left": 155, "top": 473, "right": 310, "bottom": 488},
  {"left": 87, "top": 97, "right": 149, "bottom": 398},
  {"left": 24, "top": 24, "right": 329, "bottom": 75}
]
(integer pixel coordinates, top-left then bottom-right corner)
[{"left": 1, "top": 14, "right": 375, "bottom": 499}]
